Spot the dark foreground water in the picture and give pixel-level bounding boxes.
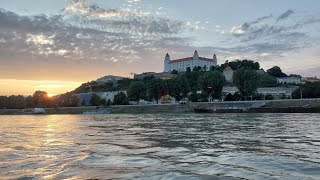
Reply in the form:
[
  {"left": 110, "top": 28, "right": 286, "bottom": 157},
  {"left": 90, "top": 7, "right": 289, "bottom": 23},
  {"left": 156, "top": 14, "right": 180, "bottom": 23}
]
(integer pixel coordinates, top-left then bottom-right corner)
[{"left": 1, "top": 114, "right": 320, "bottom": 179}]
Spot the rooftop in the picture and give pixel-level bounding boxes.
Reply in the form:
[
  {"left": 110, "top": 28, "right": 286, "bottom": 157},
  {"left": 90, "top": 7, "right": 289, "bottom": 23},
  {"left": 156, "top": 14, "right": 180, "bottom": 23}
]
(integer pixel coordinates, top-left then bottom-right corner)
[
  {"left": 224, "top": 66, "right": 233, "bottom": 71},
  {"left": 171, "top": 57, "right": 214, "bottom": 64}
]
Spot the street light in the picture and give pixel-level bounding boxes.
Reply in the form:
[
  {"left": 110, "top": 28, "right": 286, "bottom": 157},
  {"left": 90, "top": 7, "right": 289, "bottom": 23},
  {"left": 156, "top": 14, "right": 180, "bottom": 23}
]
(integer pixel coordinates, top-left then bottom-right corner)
[{"left": 208, "top": 86, "right": 213, "bottom": 102}]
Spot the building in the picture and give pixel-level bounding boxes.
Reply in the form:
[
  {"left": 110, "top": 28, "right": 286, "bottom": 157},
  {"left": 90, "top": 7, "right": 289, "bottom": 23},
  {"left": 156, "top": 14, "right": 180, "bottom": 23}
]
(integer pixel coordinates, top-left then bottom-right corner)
[
  {"left": 96, "top": 75, "right": 124, "bottom": 84},
  {"left": 96, "top": 91, "right": 127, "bottom": 103},
  {"left": 222, "top": 86, "right": 298, "bottom": 97},
  {"left": 75, "top": 91, "right": 126, "bottom": 106},
  {"left": 301, "top": 76, "right": 320, "bottom": 84},
  {"left": 223, "top": 66, "right": 234, "bottom": 83},
  {"left": 277, "top": 77, "right": 301, "bottom": 84},
  {"left": 222, "top": 86, "right": 238, "bottom": 95},
  {"left": 134, "top": 72, "right": 177, "bottom": 80},
  {"left": 164, "top": 50, "right": 218, "bottom": 72},
  {"left": 257, "top": 87, "right": 299, "bottom": 97},
  {"left": 75, "top": 93, "right": 94, "bottom": 106}
]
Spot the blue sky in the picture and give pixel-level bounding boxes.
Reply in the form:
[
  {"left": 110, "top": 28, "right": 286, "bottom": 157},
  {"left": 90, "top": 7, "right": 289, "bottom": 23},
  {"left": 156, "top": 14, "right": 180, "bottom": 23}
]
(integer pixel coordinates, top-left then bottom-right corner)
[{"left": 0, "top": 0, "right": 320, "bottom": 95}]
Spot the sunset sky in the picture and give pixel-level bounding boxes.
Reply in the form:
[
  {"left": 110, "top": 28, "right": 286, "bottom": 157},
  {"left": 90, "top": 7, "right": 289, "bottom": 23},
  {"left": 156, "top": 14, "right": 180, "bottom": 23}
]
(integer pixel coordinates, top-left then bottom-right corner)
[{"left": 1, "top": 0, "right": 320, "bottom": 95}]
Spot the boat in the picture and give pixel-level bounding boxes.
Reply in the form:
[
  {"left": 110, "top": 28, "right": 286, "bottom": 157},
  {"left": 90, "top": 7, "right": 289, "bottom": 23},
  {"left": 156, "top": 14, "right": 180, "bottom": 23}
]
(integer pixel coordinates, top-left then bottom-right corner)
[{"left": 33, "top": 108, "right": 46, "bottom": 114}]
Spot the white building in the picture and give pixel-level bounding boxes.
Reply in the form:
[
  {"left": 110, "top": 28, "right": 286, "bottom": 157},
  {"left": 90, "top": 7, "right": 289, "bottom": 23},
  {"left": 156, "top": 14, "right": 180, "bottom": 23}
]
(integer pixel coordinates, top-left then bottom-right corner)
[
  {"left": 277, "top": 77, "right": 301, "bottom": 84},
  {"left": 164, "top": 50, "right": 218, "bottom": 72},
  {"left": 222, "top": 86, "right": 298, "bottom": 97},
  {"left": 257, "top": 87, "right": 299, "bottom": 97},
  {"left": 76, "top": 91, "right": 126, "bottom": 106},
  {"left": 96, "top": 91, "right": 127, "bottom": 102},
  {"left": 222, "top": 86, "right": 239, "bottom": 95},
  {"left": 223, "top": 66, "right": 234, "bottom": 83},
  {"left": 301, "top": 76, "right": 320, "bottom": 83},
  {"left": 96, "top": 75, "right": 124, "bottom": 84}
]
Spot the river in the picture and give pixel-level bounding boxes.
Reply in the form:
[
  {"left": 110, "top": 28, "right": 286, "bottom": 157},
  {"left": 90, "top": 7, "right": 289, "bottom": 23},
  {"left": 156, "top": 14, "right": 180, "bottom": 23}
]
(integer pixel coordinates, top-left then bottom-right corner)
[{"left": 0, "top": 114, "right": 320, "bottom": 179}]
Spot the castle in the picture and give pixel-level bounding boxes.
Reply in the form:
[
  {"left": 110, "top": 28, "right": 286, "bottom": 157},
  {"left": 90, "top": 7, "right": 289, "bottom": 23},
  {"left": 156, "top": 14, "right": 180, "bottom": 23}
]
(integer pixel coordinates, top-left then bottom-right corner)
[{"left": 164, "top": 50, "right": 218, "bottom": 72}]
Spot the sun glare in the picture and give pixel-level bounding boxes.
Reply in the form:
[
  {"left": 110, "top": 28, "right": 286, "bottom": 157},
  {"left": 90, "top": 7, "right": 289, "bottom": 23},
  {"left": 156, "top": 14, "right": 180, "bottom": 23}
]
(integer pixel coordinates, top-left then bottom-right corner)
[{"left": 47, "top": 93, "right": 56, "bottom": 97}]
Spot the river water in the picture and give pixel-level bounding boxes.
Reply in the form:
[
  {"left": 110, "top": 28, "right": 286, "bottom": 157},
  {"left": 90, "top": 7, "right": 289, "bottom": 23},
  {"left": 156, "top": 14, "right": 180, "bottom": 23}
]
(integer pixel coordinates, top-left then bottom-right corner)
[{"left": 0, "top": 114, "right": 320, "bottom": 179}]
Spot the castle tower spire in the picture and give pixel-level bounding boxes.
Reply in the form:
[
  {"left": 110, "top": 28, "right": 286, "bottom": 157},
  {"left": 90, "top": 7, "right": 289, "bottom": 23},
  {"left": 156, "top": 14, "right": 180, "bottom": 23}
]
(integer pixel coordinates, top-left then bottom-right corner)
[
  {"left": 165, "top": 53, "right": 170, "bottom": 60},
  {"left": 193, "top": 50, "right": 199, "bottom": 59},
  {"left": 164, "top": 53, "right": 171, "bottom": 72},
  {"left": 213, "top": 54, "right": 217, "bottom": 61}
]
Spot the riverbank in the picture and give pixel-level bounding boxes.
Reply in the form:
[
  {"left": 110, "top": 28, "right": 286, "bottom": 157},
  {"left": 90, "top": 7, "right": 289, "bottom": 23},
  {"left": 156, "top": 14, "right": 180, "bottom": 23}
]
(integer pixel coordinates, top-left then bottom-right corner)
[
  {"left": 194, "top": 99, "right": 320, "bottom": 113},
  {"left": 0, "top": 99, "right": 319, "bottom": 115}
]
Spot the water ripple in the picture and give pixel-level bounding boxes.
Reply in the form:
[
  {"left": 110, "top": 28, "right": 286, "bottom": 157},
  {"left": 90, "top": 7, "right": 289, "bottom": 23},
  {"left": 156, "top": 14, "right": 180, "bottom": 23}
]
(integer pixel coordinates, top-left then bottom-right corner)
[{"left": 0, "top": 114, "right": 320, "bottom": 179}]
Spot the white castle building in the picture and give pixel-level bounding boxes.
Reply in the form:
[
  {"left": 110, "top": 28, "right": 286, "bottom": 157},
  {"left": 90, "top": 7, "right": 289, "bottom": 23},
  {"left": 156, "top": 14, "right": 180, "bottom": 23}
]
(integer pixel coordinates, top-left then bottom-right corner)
[{"left": 164, "top": 50, "right": 218, "bottom": 72}]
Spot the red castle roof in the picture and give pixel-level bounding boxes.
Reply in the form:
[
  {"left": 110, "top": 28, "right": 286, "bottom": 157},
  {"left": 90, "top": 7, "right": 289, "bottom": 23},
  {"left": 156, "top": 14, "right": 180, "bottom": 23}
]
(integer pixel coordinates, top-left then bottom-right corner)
[
  {"left": 224, "top": 66, "right": 233, "bottom": 71},
  {"left": 170, "top": 57, "right": 214, "bottom": 64}
]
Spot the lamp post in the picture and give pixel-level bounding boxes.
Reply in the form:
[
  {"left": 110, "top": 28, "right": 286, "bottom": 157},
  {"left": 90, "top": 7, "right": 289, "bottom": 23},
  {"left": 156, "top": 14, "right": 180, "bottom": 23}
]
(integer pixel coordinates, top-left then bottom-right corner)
[{"left": 208, "top": 86, "right": 213, "bottom": 102}]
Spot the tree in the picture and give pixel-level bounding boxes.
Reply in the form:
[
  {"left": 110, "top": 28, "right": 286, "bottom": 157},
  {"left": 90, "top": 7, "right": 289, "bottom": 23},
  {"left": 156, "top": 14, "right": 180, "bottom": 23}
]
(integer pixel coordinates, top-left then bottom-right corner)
[
  {"left": 113, "top": 92, "right": 129, "bottom": 105},
  {"left": 100, "top": 99, "right": 107, "bottom": 106},
  {"left": 258, "top": 74, "right": 278, "bottom": 87},
  {"left": 128, "top": 81, "right": 147, "bottom": 104},
  {"left": 233, "top": 67, "right": 260, "bottom": 99},
  {"left": 168, "top": 76, "right": 190, "bottom": 102},
  {"left": 193, "top": 66, "right": 202, "bottom": 72},
  {"left": 200, "top": 71, "right": 226, "bottom": 99},
  {"left": 6, "top": 95, "right": 26, "bottom": 109},
  {"left": 90, "top": 94, "right": 101, "bottom": 106},
  {"left": 70, "top": 95, "right": 80, "bottom": 107},
  {"left": 199, "top": 92, "right": 209, "bottom": 102},
  {"left": 147, "top": 79, "right": 166, "bottom": 104},
  {"left": 292, "top": 82, "right": 320, "bottom": 99},
  {"left": 106, "top": 99, "right": 112, "bottom": 106},
  {"left": 189, "top": 91, "right": 199, "bottom": 102},
  {"left": 33, "top": 91, "right": 49, "bottom": 107},
  {"left": 220, "top": 59, "right": 260, "bottom": 71},
  {"left": 267, "top": 66, "right": 287, "bottom": 77},
  {"left": 0, "top": 96, "right": 7, "bottom": 109},
  {"left": 171, "top": 69, "right": 178, "bottom": 74},
  {"left": 289, "top": 74, "right": 302, "bottom": 78},
  {"left": 142, "top": 75, "right": 155, "bottom": 82},
  {"left": 186, "top": 67, "right": 191, "bottom": 73},
  {"left": 203, "top": 65, "right": 207, "bottom": 71},
  {"left": 184, "top": 71, "right": 201, "bottom": 92},
  {"left": 115, "top": 78, "right": 135, "bottom": 91},
  {"left": 210, "top": 66, "right": 216, "bottom": 71},
  {"left": 25, "top": 96, "right": 34, "bottom": 108},
  {"left": 224, "top": 93, "right": 235, "bottom": 101}
]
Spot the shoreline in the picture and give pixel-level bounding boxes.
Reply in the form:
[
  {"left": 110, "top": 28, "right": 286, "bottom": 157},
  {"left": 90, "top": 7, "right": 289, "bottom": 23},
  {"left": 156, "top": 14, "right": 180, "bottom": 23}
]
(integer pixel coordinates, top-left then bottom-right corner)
[{"left": 0, "top": 99, "right": 319, "bottom": 115}]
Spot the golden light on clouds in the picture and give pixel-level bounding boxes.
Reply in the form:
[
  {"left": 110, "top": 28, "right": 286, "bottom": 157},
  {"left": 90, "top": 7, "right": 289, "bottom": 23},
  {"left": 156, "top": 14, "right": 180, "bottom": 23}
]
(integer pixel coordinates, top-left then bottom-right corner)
[{"left": 0, "top": 79, "right": 82, "bottom": 96}]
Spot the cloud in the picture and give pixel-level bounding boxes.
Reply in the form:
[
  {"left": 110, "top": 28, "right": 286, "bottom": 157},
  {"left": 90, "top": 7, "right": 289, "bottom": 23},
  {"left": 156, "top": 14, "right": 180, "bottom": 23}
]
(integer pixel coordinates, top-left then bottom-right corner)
[
  {"left": 1, "top": 2, "right": 320, "bottom": 82},
  {"left": 227, "top": 8, "right": 320, "bottom": 60},
  {"left": 0, "top": 0, "right": 207, "bottom": 80},
  {"left": 277, "top": 9, "right": 294, "bottom": 22},
  {"left": 230, "top": 14, "right": 272, "bottom": 36},
  {"left": 63, "top": 0, "right": 185, "bottom": 36},
  {"left": 0, "top": 1, "right": 195, "bottom": 65},
  {"left": 26, "top": 34, "right": 55, "bottom": 45},
  {"left": 230, "top": 23, "right": 249, "bottom": 36}
]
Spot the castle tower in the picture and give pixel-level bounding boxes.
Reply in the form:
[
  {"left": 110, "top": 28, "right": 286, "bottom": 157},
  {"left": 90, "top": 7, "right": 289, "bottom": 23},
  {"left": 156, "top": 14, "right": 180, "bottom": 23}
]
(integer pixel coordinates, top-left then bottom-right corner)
[
  {"left": 213, "top": 54, "right": 217, "bottom": 61},
  {"left": 213, "top": 54, "right": 217, "bottom": 66},
  {"left": 164, "top": 53, "right": 171, "bottom": 72},
  {"left": 193, "top": 50, "right": 199, "bottom": 60}
]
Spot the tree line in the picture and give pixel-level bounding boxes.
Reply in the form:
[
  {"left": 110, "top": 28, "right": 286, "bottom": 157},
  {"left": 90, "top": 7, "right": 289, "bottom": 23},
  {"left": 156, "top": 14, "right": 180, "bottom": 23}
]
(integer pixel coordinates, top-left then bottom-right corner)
[
  {"left": 120, "top": 60, "right": 274, "bottom": 103},
  {"left": 1, "top": 60, "right": 320, "bottom": 109},
  {"left": 0, "top": 91, "right": 79, "bottom": 109}
]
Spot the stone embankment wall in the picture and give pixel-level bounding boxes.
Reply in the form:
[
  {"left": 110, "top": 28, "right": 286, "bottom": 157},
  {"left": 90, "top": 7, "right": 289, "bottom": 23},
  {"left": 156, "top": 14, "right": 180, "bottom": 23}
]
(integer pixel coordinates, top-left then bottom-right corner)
[
  {"left": 192, "top": 99, "right": 320, "bottom": 109},
  {"left": 0, "top": 99, "right": 319, "bottom": 115},
  {"left": 109, "top": 104, "right": 193, "bottom": 114}
]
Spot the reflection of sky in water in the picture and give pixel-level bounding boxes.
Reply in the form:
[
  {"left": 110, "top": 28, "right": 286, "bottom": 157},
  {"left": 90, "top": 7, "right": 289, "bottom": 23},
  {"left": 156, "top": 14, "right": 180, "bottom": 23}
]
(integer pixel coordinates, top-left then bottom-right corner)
[{"left": 0, "top": 114, "right": 320, "bottom": 179}]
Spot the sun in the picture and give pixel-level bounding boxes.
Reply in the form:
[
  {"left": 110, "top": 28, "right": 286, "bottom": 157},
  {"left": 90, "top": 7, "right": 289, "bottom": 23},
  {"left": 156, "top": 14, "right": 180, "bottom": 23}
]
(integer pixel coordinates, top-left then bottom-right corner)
[{"left": 47, "top": 93, "right": 56, "bottom": 97}]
